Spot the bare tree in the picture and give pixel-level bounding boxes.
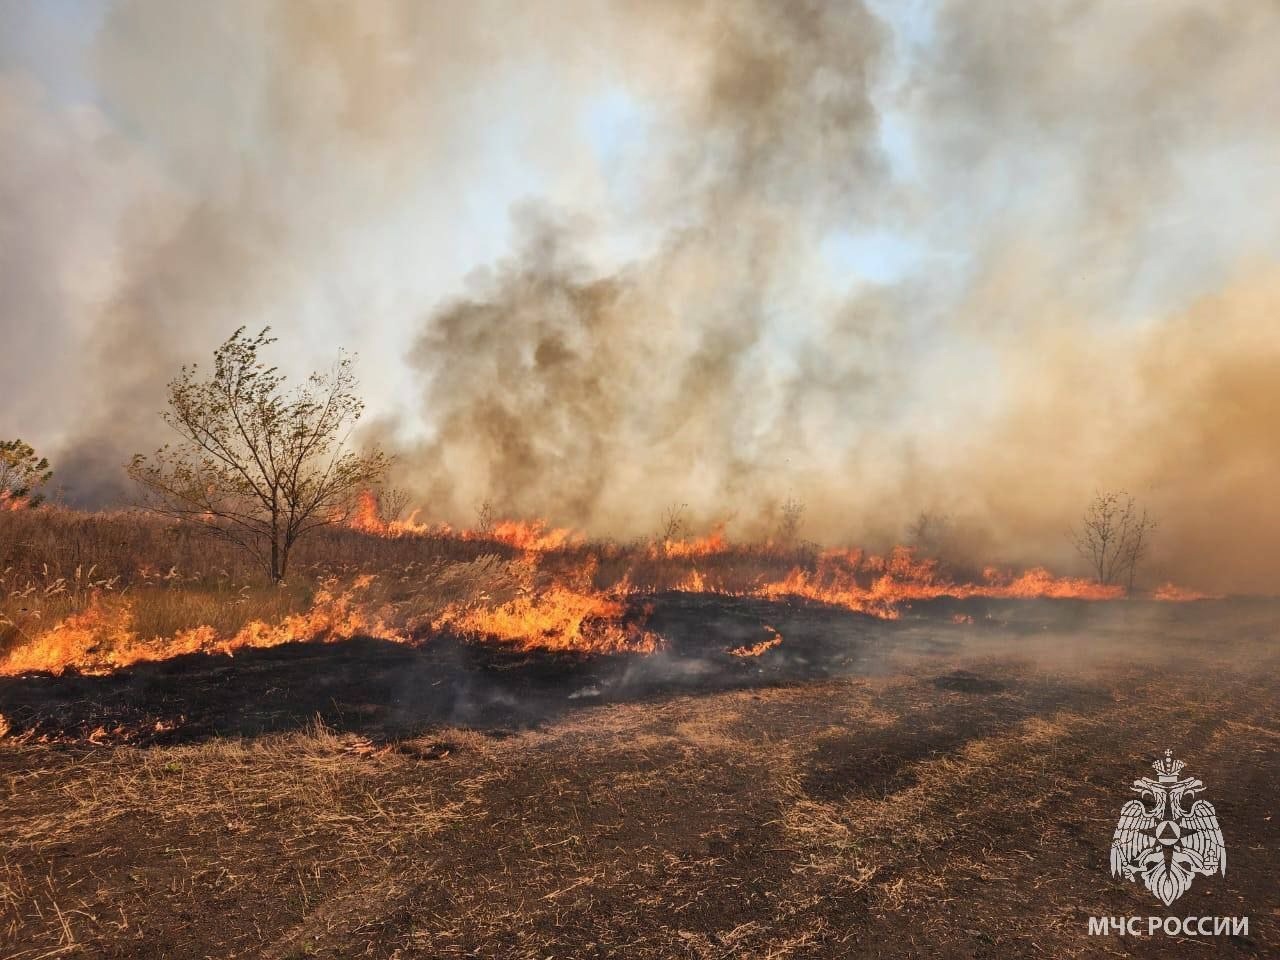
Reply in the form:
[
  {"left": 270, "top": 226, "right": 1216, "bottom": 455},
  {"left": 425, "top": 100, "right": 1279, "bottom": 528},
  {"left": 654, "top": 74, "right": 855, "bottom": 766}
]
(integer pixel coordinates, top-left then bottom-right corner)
[
  {"left": 658, "top": 502, "right": 688, "bottom": 542},
  {"left": 129, "top": 327, "right": 390, "bottom": 582},
  {"left": 1071, "top": 491, "right": 1157, "bottom": 591},
  {"left": 1118, "top": 502, "right": 1155, "bottom": 594},
  {"left": 376, "top": 487, "right": 411, "bottom": 523},
  {"left": 0, "top": 439, "right": 52, "bottom": 506},
  {"left": 476, "top": 499, "right": 496, "bottom": 535},
  {"left": 907, "top": 510, "right": 951, "bottom": 556},
  {"left": 777, "top": 497, "right": 805, "bottom": 546}
]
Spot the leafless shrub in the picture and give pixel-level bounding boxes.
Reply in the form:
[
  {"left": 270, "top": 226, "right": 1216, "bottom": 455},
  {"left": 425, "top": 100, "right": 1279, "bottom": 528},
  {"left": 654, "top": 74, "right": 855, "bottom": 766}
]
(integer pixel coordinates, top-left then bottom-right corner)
[
  {"left": 777, "top": 497, "right": 805, "bottom": 546},
  {"left": 476, "top": 499, "right": 495, "bottom": 535},
  {"left": 376, "top": 487, "right": 411, "bottom": 523},
  {"left": 907, "top": 511, "right": 951, "bottom": 556},
  {"left": 658, "top": 502, "right": 688, "bottom": 542},
  {"left": 1071, "top": 491, "right": 1157, "bottom": 591}
]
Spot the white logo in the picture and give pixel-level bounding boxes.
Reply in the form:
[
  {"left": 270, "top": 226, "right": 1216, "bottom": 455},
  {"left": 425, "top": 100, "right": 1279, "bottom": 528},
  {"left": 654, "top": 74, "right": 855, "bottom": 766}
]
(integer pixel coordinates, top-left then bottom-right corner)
[{"left": 1111, "top": 750, "right": 1226, "bottom": 905}]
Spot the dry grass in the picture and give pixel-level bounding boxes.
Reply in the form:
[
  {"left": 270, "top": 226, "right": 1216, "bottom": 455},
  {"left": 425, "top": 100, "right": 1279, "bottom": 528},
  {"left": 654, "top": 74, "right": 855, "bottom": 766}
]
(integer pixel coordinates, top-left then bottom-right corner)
[
  {"left": 0, "top": 505, "right": 827, "bottom": 670},
  {"left": 2, "top": 502, "right": 1148, "bottom": 675},
  {"left": 4, "top": 630, "right": 1276, "bottom": 957},
  {"left": 1, "top": 718, "right": 501, "bottom": 958},
  {"left": 0, "top": 507, "right": 516, "bottom": 657}
]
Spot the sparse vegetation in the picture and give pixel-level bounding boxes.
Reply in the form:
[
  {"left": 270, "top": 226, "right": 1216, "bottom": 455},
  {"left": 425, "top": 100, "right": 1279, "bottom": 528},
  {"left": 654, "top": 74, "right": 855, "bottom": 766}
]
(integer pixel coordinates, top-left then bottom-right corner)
[
  {"left": 0, "top": 470, "right": 1255, "bottom": 960},
  {"left": 0, "top": 504, "right": 517, "bottom": 668},
  {"left": 0, "top": 492, "right": 1177, "bottom": 676}
]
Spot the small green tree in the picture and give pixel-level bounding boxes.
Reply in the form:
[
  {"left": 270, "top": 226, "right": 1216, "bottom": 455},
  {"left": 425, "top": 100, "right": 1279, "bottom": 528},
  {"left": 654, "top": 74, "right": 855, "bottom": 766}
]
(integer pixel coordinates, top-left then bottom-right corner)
[
  {"left": 0, "top": 439, "right": 52, "bottom": 506},
  {"left": 129, "top": 327, "right": 390, "bottom": 582}
]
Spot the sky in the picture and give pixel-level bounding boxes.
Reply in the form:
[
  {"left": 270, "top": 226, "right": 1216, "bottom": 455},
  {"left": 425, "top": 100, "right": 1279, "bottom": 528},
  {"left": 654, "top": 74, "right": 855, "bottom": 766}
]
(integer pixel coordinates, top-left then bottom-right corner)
[{"left": 1, "top": 0, "right": 1279, "bottom": 591}]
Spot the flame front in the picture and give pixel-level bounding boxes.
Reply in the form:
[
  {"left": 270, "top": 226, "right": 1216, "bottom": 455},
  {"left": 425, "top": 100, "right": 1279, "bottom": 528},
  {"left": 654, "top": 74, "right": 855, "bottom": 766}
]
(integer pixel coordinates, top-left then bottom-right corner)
[
  {"left": 750, "top": 547, "right": 1124, "bottom": 619},
  {"left": 467, "top": 519, "right": 581, "bottom": 553},
  {"left": 1152, "top": 582, "right": 1222, "bottom": 601},
  {"left": 347, "top": 490, "right": 580, "bottom": 552},
  {"left": 0, "top": 506, "right": 1219, "bottom": 678},
  {"left": 656, "top": 527, "right": 729, "bottom": 559},
  {"left": 347, "top": 489, "right": 439, "bottom": 537},
  {"left": 0, "top": 576, "right": 399, "bottom": 677},
  {"left": 433, "top": 557, "right": 658, "bottom": 654}
]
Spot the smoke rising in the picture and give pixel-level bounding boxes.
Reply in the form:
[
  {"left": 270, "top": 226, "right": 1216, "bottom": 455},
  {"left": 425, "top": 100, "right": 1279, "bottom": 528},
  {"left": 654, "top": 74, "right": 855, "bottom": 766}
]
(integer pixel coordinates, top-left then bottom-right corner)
[{"left": 1, "top": 1, "right": 1278, "bottom": 591}]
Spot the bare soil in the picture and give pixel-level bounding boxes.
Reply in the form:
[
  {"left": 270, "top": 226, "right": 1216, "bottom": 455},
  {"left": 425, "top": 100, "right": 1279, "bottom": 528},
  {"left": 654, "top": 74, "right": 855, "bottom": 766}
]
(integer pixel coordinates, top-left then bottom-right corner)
[{"left": 2, "top": 596, "right": 1277, "bottom": 958}]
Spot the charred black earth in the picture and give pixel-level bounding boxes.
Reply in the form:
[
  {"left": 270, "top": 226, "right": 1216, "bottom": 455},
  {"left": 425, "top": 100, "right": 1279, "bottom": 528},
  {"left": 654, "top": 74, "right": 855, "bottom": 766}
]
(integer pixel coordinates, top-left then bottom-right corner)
[{"left": 0, "top": 593, "right": 1272, "bottom": 746}]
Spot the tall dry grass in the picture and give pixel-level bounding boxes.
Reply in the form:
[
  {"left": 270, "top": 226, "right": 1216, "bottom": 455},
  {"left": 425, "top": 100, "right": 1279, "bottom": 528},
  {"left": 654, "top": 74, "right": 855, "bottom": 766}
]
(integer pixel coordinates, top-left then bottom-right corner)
[
  {"left": 0, "top": 506, "right": 521, "bottom": 661},
  {"left": 0, "top": 504, "right": 850, "bottom": 669}
]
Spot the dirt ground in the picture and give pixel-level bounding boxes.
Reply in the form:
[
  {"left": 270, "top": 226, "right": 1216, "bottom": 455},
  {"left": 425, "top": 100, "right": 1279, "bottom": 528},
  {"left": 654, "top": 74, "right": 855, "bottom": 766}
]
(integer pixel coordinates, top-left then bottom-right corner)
[{"left": 2, "top": 596, "right": 1277, "bottom": 958}]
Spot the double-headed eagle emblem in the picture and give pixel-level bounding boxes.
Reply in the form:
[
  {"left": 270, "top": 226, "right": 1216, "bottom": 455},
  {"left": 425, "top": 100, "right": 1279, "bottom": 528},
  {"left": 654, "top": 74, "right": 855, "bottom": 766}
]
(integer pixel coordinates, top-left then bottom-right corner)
[{"left": 1110, "top": 750, "right": 1226, "bottom": 905}]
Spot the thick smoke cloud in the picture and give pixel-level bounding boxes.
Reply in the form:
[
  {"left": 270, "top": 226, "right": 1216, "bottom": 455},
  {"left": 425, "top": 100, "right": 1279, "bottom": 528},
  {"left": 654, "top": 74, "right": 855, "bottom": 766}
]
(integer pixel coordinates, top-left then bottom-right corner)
[{"left": 1, "top": 0, "right": 1278, "bottom": 591}]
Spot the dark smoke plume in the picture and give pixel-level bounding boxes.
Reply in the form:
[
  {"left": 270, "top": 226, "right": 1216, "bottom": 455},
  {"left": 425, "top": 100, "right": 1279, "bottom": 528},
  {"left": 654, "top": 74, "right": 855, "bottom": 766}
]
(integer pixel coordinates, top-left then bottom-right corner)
[{"left": 2, "top": 0, "right": 1279, "bottom": 591}]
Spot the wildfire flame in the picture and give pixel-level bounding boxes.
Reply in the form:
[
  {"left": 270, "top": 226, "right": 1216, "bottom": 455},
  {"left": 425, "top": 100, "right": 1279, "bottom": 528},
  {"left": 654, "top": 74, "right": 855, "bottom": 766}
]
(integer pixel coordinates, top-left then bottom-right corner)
[
  {"left": 0, "top": 575, "right": 399, "bottom": 677},
  {"left": 729, "top": 626, "right": 782, "bottom": 657},
  {"left": 673, "top": 568, "right": 709, "bottom": 592},
  {"left": 433, "top": 557, "right": 658, "bottom": 654},
  {"left": 0, "top": 490, "right": 31, "bottom": 511},
  {"left": 347, "top": 489, "right": 580, "bottom": 552},
  {"left": 0, "top": 506, "right": 1226, "bottom": 679},
  {"left": 347, "top": 489, "right": 440, "bottom": 537},
  {"left": 655, "top": 527, "right": 729, "bottom": 559},
  {"left": 749, "top": 547, "right": 1124, "bottom": 619},
  {"left": 469, "top": 519, "right": 581, "bottom": 553},
  {"left": 1152, "top": 582, "right": 1222, "bottom": 601}
]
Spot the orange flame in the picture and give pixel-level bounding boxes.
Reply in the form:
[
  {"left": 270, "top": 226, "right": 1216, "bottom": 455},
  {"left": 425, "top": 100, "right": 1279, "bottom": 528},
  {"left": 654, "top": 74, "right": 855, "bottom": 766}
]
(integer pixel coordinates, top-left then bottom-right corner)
[
  {"left": 656, "top": 527, "right": 729, "bottom": 559},
  {"left": 752, "top": 547, "right": 1124, "bottom": 618},
  {"left": 0, "top": 576, "right": 399, "bottom": 677},
  {"left": 471, "top": 518, "right": 581, "bottom": 553},
  {"left": 347, "top": 490, "right": 579, "bottom": 552},
  {"left": 433, "top": 557, "right": 657, "bottom": 654},
  {"left": 0, "top": 490, "right": 31, "bottom": 511},
  {"left": 674, "top": 568, "right": 709, "bottom": 592},
  {"left": 6, "top": 508, "right": 1209, "bottom": 679},
  {"left": 728, "top": 626, "right": 782, "bottom": 657},
  {"left": 434, "top": 585, "right": 658, "bottom": 654},
  {"left": 1152, "top": 582, "right": 1222, "bottom": 601},
  {"left": 347, "top": 489, "right": 439, "bottom": 537}
]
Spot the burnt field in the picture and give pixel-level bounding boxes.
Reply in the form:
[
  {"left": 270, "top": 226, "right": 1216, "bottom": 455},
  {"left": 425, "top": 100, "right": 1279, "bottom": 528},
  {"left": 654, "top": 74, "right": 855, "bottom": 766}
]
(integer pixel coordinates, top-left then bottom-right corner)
[
  {"left": 3, "top": 595, "right": 1277, "bottom": 958},
  {"left": 7, "top": 1, "right": 1280, "bottom": 956}
]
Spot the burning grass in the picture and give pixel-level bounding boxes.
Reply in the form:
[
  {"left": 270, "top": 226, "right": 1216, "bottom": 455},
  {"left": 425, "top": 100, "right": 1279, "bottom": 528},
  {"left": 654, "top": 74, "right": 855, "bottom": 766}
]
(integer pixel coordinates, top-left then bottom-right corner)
[
  {"left": 1152, "top": 581, "right": 1223, "bottom": 601},
  {"left": 0, "top": 576, "right": 400, "bottom": 676},
  {"left": 728, "top": 625, "right": 783, "bottom": 657},
  {"left": 436, "top": 581, "right": 653, "bottom": 653},
  {"left": 0, "top": 500, "right": 1213, "bottom": 679}
]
